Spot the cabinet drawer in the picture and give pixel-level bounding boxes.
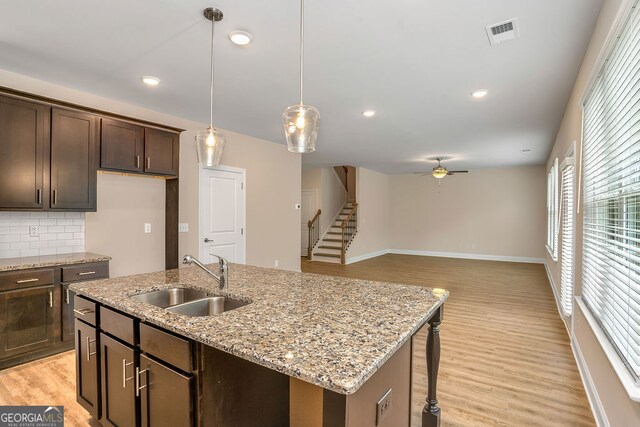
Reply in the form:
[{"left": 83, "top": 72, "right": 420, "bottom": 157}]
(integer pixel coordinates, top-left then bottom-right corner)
[
  {"left": 0, "top": 269, "right": 54, "bottom": 291},
  {"left": 140, "top": 323, "right": 192, "bottom": 373},
  {"left": 74, "top": 295, "right": 97, "bottom": 326},
  {"left": 100, "top": 306, "right": 136, "bottom": 346},
  {"left": 62, "top": 262, "right": 108, "bottom": 282}
]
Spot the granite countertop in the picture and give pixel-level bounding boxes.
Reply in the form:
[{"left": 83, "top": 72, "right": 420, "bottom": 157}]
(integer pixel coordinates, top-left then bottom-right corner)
[
  {"left": 0, "top": 252, "right": 112, "bottom": 272},
  {"left": 70, "top": 263, "right": 448, "bottom": 395}
]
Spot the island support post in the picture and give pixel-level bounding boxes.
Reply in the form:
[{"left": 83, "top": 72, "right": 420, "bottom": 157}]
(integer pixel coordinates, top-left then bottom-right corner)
[{"left": 422, "top": 305, "right": 443, "bottom": 427}]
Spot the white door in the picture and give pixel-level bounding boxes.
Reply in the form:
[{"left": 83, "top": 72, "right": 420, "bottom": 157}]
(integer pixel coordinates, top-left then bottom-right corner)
[
  {"left": 199, "top": 167, "right": 246, "bottom": 264},
  {"left": 301, "top": 190, "right": 317, "bottom": 256}
]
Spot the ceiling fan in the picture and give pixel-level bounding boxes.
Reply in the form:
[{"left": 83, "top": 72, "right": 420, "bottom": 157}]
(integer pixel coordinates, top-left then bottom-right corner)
[{"left": 415, "top": 158, "right": 469, "bottom": 179}]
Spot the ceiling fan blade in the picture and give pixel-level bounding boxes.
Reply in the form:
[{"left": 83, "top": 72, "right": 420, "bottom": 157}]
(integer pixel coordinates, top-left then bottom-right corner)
[
  {"left": 413, "top": 172, "right": 431, "bottom": 175},
  {"left": 447, "top": 170, "right": 469, "bottom": 175}
]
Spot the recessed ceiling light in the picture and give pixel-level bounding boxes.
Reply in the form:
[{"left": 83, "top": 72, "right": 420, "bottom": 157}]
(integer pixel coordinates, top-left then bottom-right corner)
[
  {"left": 471, "top": 89, "right": 488, "bottom": 98},
  {"left": 141, "top": 76, "right": 161, "bottom": 86},
  {"left": 229, "top": 30, "right": 253, "bottom": 46},
  {"left": 362, "top": 110, "right": 376, "bottom": 117}
]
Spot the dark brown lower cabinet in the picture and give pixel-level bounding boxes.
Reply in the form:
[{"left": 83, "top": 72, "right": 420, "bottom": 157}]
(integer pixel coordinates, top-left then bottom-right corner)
[
  {"left": 140, "top": 354, "right": 193, "bottom": 427},
  {"left": 61, "top": 284, "right": 75, "bottom": 342},
  {"left": 0, "top": 285, "right": 55, "bottom": 359},
  {"left": 100, "top": 333, "right": 137, "bottom": 427},
  {"left": 75, "top": 319, "right": 100, "bottom": 419}
]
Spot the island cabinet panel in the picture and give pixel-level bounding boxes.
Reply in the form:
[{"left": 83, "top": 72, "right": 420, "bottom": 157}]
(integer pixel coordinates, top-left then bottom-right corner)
[
  {"left": 139, "top": 323, "right": 192, "bottom": 373},
  {"left": 144, "top": 128, "right": 178, "bottom": 176},
  {"left": 75, "top": 318, "right": 100, "bottom": 419},
  {"left": 0, "top": 95, "right": 49, "bottom": 209},
  {"left": 100, "top": 118, "right": 145, "bottom": 173},
  {"left": 50, "top": 108, "right": 98, "bottom": 211},
  {"left": 100, "top": 333, "right": 137, "bottom": 427},
  {"left": 0, "top": 284, "right": 55, "bottom": 359},
  {"left": 139, "top": 354, "right": 193, "bottom": 427},
  {"left": 100, "top": 306, "right": 137, "bottom": 346}
]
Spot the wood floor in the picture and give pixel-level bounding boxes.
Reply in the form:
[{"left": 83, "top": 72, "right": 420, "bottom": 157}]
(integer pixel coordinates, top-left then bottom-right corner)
[
  {"left": 0, "top": 254, "right": 593, "bottom": 426},
  {"left": 302, "top": 254, "right": 594, "bottom": 427}
]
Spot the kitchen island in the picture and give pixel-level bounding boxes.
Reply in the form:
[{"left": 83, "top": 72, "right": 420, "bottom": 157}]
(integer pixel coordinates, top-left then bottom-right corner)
[{"left": 70, "top": 263, "right": 448, "bottom": 427}]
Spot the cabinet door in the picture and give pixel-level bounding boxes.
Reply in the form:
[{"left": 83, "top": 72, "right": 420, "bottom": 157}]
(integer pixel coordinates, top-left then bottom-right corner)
[
  {"left": 144, "top": 128, "right": 178, "bottom": 176},
  {"left": 75, "top": 319, "right": 100, "bottom": 419},
  {"left": 62, "top": 284, "right": 75, "bottom": 342},
  {"left": 101, "top": 118, "right": 144, "bottom": 173},
  {"left": 0, "top": 285, "right": 55, "bottom": 358},
  {"left": 0, "top": 95, "right": 49, "bottom": 209},
  {"left": 50, "top": 108, "right": 97, "bottom": 210},
  {"left": 100, "top": 333, "right": 137, "bottom": 427},
  {"left": 140, "top": 354, "right": 193, "bottom": 427}
]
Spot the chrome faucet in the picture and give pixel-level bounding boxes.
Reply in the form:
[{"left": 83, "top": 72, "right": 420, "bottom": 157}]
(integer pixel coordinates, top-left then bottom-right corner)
[{"left": 182, "top": 254, "right": 228, "bottom": 290}]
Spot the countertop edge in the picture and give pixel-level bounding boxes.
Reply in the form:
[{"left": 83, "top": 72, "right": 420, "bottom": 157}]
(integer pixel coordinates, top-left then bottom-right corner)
[{"left": 0, "top": 253, "right": 112, "bottom": 272}]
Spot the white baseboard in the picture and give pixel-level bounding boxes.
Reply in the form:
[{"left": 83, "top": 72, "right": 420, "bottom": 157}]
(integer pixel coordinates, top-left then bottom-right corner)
[
  {"left": 388, "top": 249, "right": 544, "bottom": 264},
  {"left": 345, "top": 249, "right": 389, "bottom": 264},
  {"left": 571, "top": 336, "right": 609, "bottom": 427},
  {"left": 543, "top": 261, "right": 565, "bottom": 320}
]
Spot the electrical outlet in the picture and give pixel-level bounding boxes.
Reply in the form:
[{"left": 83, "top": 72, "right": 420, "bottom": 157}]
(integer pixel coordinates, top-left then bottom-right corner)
[
  {"left": 144, "top": 223, "right": 151, "bottom": 234},
  {"left": 178, "top": 223, "right": 189, "bottom": 233},
  {"left": 376, "top": 389, "right": 392, "bottom": 425},
  {"left": 29, "top": 226, "right": 39, "bottom": 237},
  {"left": 275, "top": 259, "right": 279, "bottom": 268}
]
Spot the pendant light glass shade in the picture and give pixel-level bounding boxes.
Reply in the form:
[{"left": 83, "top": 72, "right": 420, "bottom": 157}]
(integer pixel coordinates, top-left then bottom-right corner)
[
  {"left": 196, "top": 126, "right": 226, "bottom": 166},
  {"left": 282, "top": 104, "right": 320, "bottom": 153},
  {"left": 196, "top": 7, "right": 226, "bottom": 167}
]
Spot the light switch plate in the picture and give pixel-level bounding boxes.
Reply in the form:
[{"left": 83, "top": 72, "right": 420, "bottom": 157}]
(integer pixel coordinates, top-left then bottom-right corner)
[
  {"left": 29, "top": 226, "right": 39, "bottom": 237},
  {"left": 144, "top": 223, "right": 151, "bottom": 234},
  {"left": 178, "top": 223, "right": 189, "bottom": 233}
]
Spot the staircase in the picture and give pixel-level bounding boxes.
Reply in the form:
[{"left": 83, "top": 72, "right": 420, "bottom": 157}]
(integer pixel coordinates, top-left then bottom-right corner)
[{"left": 312, "top": 202, "right": 358, "bottom": 263}]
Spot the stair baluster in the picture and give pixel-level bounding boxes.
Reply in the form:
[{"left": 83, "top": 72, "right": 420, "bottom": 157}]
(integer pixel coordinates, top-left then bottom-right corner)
[{"left": 307, "top": 209, "right": 321, "bottom": 259}]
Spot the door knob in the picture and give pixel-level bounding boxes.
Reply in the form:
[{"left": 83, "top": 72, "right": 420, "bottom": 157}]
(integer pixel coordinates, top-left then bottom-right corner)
[{"left": 204, "top": 238, "right": 213, "bottom": 243}]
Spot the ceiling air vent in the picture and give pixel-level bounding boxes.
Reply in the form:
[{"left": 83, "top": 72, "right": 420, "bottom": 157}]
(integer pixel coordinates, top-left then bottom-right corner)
[{"left": 486, "top": 18, "right": 520, "bottom": 46}]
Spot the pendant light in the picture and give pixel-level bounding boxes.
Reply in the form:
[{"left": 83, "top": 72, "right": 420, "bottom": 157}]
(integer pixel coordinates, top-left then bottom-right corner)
[
  {"left": 196, "top": 7, "right": 226, "bottom": 166},
  {"left": 282, "top": 0, "right": 320, "bottom": 153}
]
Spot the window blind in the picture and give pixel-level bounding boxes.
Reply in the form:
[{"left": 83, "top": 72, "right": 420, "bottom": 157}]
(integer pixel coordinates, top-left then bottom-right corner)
[
  {"left": 561, "top": 162, "right": 575, "bottom": 316},
  {"left": 582, "top": 0, "right": 640, "bottom": 379}
]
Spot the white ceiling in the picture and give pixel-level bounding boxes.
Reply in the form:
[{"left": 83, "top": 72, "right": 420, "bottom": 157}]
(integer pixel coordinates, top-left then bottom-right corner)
[{"left": 0, "top": 0, "right": 602, "bottom": 173}]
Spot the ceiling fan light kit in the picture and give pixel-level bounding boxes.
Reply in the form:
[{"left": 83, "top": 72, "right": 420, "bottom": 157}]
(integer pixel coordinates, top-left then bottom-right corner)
[
  {"left": 196, "top": 7, "right": 227, "bottom": 167},
  {"left": 282, "top": 0, "right": 320, "bottom": 153}
]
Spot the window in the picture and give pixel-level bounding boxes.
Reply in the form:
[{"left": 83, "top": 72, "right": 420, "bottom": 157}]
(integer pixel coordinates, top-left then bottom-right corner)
[
  {"left": 582, "top": 1, "right": 640, "bottom": 379},
  {"left": 547, "top": 158, "right": 559, "bottom": 259},
  {"left": 560, "top": 159, "right": 575, "bottom": 316}
]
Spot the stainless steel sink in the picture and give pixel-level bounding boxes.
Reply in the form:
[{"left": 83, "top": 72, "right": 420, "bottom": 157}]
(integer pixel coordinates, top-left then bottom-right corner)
[
  {"left": 131, "top": 288, "right": 209, "bottom": 308},
  {"left": 166, "top": 296, "right": 250, "bottom": 316}
]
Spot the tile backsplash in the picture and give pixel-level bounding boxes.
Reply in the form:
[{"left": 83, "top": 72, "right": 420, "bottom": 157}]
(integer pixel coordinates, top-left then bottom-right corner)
[{"left": 0, "top": 212, "right": 86, "bottom": 259}]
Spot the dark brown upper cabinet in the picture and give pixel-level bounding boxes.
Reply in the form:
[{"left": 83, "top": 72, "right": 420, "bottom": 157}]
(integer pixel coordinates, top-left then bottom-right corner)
[
  {"left": 0, "top": 96, "right": 50, "bottom": 209},
  {"left": 100, "top": 118, "right": 144, "bottom": 173},
  {"left": 50, "top": 108, "right": 98, "bottom": 211},
  {"left": 144, "top": 128, "right": 179, "bottom": 176}
]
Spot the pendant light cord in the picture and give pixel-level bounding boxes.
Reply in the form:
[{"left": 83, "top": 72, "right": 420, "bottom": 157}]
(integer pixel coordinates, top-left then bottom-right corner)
[
  {"left": 299, "top": 0, "right": 304, "bottom": 105},
  {"left": 210, "top": 17, "right": 216, "bottom": 128}
]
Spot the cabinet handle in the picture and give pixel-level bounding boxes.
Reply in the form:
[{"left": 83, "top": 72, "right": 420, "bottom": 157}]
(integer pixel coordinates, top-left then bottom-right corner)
[
  {"left": 122, "top": 359, "right": 134, "bottom": 388},
  {"left": 36, "top": 189, "right": 42, "bottom": 205},
  {"left": 78, "top": 271, "right": 96, "bottom": 276},
  {"left": 146, "top": 157, "right": 150, "bottom": 170},
  {"left": 136, "top": 155, "right": 141, "bottom": 168},
  {"left": 48, "top": 291, "right": 53, "bottom": 307},
  {"left": 86, "top": 337, "right": 96, "bottom": 361},
  {"left": 52, "top": 190, "right": 57, "bottom": 205},
  {"left": 73, "top": 308, "right": 93, "bottom": 316},
  {"left": 136, "top": 367, "right": 148, "bottom": 397},
  {"left": 65, "top": 288, "right": 70, "bottom": 304},
  {"left": 16, "top": 278, "right": 39, "bottom": 284}
]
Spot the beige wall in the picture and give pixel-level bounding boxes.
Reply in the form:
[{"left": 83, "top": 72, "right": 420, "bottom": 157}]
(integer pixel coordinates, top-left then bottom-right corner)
[
  {"left": 86, "top": 173, "right": 166, "bottom": 277},
  {"left": 302, "top": 167, "right": 347, "bottom": 236},
  {"left": 544, "top": 0, "right": 640, "bottom": 424},
  {"left": 0, "top": 68, "right": 301, "bottom": 274},
  {"left": 347, "top": 167, "right": 390, "bottom": 261},
  {"left": 389, "top": 166, "right": 546, "bottom": 260}
]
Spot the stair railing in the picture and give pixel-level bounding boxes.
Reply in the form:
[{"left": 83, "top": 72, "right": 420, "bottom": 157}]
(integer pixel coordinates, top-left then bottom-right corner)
[
  {"left": 307, "top": 209, "right": 321, "bottom": 259},
  {"left": 340, "top": 203, "right": 358, "bottom": 264}
]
